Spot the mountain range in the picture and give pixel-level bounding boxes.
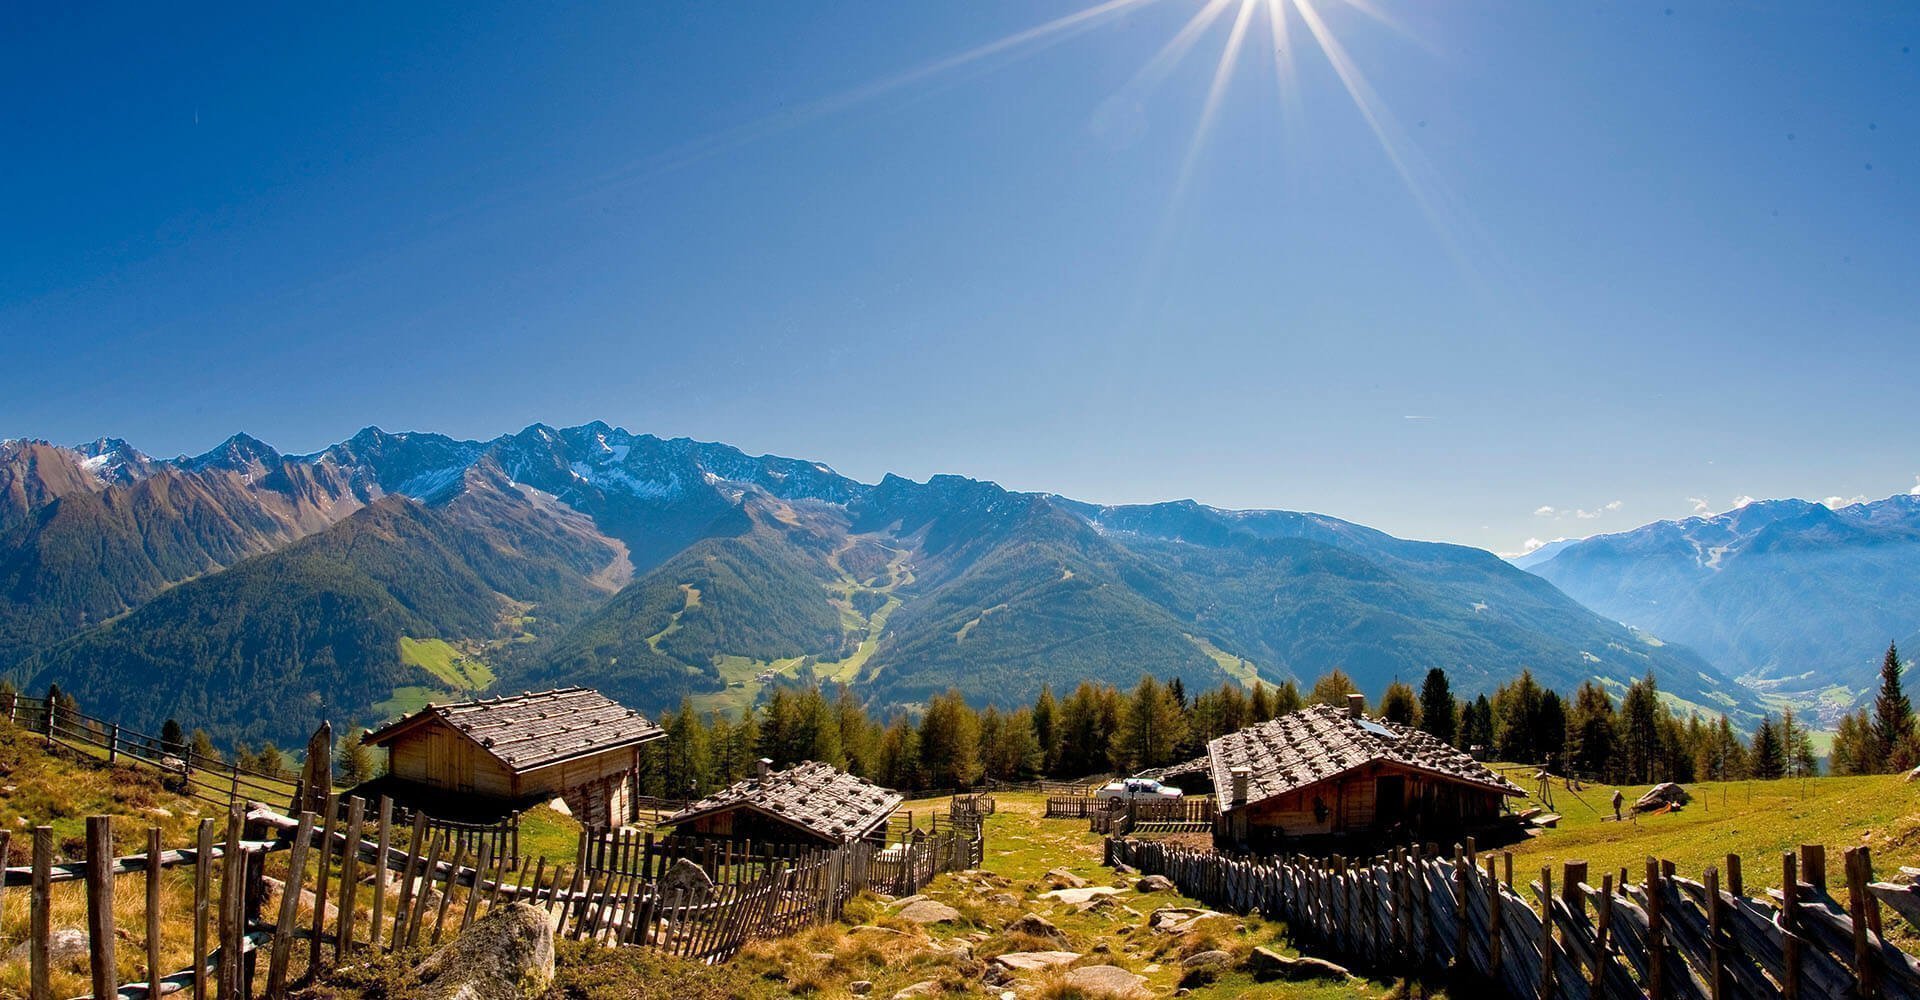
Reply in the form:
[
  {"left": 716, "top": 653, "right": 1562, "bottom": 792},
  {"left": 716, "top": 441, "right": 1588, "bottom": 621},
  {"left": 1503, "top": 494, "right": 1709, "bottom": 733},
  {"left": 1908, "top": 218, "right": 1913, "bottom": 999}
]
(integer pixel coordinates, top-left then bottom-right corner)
[
  {"left": 1515, "top": 495, "right": 1920, "bottom": 722},
  {"left": 1, "top": 424, "right": 1760, "bottom": 746}
]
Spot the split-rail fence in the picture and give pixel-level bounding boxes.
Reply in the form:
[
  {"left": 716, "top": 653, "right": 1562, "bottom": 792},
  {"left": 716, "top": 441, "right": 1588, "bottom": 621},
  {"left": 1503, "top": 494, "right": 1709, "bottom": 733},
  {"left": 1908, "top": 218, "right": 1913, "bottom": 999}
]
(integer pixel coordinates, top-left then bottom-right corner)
[{"left": 1110, "top": 835, "right": 1920, "bottom": 999}]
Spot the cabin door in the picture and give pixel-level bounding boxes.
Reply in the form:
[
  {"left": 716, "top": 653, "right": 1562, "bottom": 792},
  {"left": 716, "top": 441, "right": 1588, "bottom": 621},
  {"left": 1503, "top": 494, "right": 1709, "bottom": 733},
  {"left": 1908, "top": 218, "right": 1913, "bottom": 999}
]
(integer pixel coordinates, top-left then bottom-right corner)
[{"left": 1374, "top": 775, "right": 1406, "bottom": 828}]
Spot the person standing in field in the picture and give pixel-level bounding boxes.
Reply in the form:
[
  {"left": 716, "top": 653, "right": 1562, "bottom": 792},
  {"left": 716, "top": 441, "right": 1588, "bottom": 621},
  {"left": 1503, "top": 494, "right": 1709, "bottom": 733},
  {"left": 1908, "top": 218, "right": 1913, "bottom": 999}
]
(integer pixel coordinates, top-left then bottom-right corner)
[{"left": 1611, "top": 788, "right": 1624, "bottom": 821}]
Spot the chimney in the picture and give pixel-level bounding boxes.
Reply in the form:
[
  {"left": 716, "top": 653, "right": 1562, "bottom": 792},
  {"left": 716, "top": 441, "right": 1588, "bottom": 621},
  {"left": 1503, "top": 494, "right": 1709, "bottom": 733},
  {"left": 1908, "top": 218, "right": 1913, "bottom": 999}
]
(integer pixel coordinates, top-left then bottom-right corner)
[
  {"left": 1230, "top": 765, "right": 1251, "bottom": 806},
  {"left": 756, "top": 758, "right": 773, "bottom": 781},
  {"left": 1347, "top": 693, "right": 1365, "bottom": 719}
]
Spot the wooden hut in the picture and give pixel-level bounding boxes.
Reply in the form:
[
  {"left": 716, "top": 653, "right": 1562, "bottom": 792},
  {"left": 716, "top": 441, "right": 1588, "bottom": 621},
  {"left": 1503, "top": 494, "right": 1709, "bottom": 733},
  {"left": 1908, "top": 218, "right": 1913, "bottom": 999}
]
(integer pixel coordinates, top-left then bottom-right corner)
[
  {"left": 662, "top": 760, "right": 902, "bottom": 849},
  {"left": 360, "top": 686, "right": 664, "bottom": 830},
  {"left": 1210, "top": 694, "right": 1522, "bottom": 851}
]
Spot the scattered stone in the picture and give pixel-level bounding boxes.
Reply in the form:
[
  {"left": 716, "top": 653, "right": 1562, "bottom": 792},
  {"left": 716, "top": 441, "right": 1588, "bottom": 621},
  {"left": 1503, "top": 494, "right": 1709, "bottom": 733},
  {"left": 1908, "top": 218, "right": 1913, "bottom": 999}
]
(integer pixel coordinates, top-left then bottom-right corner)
[
  {"left": 1045, "top": 868, "right": 1089, "bottom": 889},
  {"left": 992, "top": 950, "right": 1081, "bottom": 971},
  {"left": 1113, "top": 863, "right": 1138, "bottom": 875},
  {"left": 1064, "top": 964, "right": 1150, "bottom": 999},
  {"left": 1182, "top": 950, "right": 1233, "bottom": 970},
  {"left": 546, "top": 797, "right": 572, "bottom": 817},
  {"left": 261, "top": 876, "right": 337, "bottom": 927},
  {"left": 890, "top": 894, "right": 928, "bottom": 908},
  {"left": 1245, "top": 946, "right": 1350, "bottom": 981},
  {"left": 990, "top": 893, "right": 1019, "bottom": 906},
  {"left": 1147, "top": 906, "right": 1225, "bottom": 935},
  {"left": 895, "top": 899, "right": 962, "bottom": 925},
  {"left": 892, "top": 981, "right": 939, "bottom": 999},
  {"left": 6, "top": 927, "right": 86, "bottom": 966},
  {"left": 1040, "top": 886, "right": 1123, "bottom": 905},
  {"left": 1134, "top": 875, "right": 1176, "bottom": 893},
  {"left": 1633, "top": 782, "right": 1691, "bottom": 812},
  {"left": 1008, "top": 913, "right": 1066, "bottom": 942},
  {"left": 412, "top": 902, "right": 555, "bottom": 1000},
  {"left": 849, "top": 982, "right": 874, "bottom": 996}
]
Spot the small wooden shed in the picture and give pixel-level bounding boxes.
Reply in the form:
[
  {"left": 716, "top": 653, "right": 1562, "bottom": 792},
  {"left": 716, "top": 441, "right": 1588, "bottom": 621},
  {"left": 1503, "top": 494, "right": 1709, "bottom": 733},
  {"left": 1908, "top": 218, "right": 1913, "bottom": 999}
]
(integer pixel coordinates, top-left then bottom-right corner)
[
  {"left": 361, "top": 687, "right": 664, "bottom": 830},
  {"left": 1210, "top": 695, "right": 1522, "bottom": 851},
  {"left": 662, "top": 760, "right": 902, "bottom": 849}
]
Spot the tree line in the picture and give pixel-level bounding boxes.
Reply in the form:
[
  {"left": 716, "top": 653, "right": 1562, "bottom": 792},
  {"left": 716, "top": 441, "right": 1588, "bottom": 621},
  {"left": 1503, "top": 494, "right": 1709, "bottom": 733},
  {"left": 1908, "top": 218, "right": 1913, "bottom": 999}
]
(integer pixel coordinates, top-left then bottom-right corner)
[{"left": 637, "top": 642, "right": 1920, "bottom": 798}]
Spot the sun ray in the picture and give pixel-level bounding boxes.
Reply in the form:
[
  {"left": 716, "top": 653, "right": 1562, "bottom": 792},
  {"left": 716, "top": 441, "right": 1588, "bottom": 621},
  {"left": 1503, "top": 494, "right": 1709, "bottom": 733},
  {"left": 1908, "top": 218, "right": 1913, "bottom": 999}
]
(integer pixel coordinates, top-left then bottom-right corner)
[
  {"left": 1115, "top": 0, "right": 1237, "bottom": 98},
  {"left": 586, "top": 0, "right": 1168, "bottom": 190},
  {"left": 1262, "top": 0, "right": 1304, "bottom": 148},
  {"left": 1170, "top": 0, "right": 1261, "bottom": 211},
  {"left": 1287, "top": 0, "right": 1457, "bottom": 246}
]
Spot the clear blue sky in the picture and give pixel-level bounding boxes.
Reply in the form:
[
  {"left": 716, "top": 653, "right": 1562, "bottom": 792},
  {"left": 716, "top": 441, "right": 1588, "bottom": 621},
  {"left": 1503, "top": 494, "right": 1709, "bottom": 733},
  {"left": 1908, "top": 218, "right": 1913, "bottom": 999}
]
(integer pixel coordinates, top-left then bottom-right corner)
[{"left": 3, "top": 2, "right": 1916, "bottom": 554}]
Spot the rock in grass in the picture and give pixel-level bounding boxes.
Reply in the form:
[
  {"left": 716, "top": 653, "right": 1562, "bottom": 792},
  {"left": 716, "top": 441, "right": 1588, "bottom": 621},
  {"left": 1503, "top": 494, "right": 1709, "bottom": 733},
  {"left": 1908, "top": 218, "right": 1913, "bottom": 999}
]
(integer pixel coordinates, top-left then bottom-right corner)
[
  {"left": 1063, "top": 964, "right": 1151, "bottom": 998},
  {"left": 849, "top": 982, "right": 874, "bottom": 995},
  {"left": 412, "top": 902, "right": 554, "bottom": 1000},
  {"left": 992, "top": 950, "right": 1081, "bottom": 971},
  {"left": 1008, "top": 912, "right": 1066, "bottom": 942},
  {"left": 1244, "top": 945, "right": 1350, "bottom": 981},
  {"left": 895, "top": 899, "right": 962, "bottom": 924},
  {"left": 1134, "top": 874, "right": 1176, "bottom": 893},
  {"left": 1045, "top": 867, "right": 1089, "bottom": 888},
  {"left": 892, "top": 981, "right": 940, "bottom": 998}
]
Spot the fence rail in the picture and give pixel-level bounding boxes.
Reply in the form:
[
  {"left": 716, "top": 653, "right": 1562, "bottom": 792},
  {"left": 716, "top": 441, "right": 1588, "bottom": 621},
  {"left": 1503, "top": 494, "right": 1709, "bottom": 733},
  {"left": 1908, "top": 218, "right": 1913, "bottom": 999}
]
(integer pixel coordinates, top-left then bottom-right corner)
[
  {"left": 1108, "top": 836, "right": 1920, "bottom": 999},
  {"left": 5, "top": 692, "right": 299, "bottom": 812}
]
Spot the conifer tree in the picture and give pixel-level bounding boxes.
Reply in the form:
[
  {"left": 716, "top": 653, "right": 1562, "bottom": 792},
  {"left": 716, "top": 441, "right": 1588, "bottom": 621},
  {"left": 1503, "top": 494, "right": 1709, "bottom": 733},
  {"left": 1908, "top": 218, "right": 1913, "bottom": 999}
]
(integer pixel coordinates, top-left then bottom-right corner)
[
  {"left": 1272, "top": 679, "right": 1304, "bottom": 715},
  {"left": 1566, "top": 682, "right": 1618, "bottom": 781},
  {"left": 335, "top": 735, "right": 376, "bottom": 785},
  {"left": 1417, "top": 668, "right": 1456, "bottom": 746},
  {"left": 190, "top": 728, "right": 221, "bottom": 765},
  {"left": 256, "top": 741, "right": 287, "bottom": 779},
  {"left": 161, "top": 718, "right": 186, "bottom": 755},
  {"left": 917, "top": 689, "right": 980, "bottom": 789},
  {"left": 1113, "top": 675, "right": 1186, "bottom": 772},
  {"left": 1874, "top": 641, "right": 1916, "bottom": 772},
  {"left": 1379, "top": 681, "right": 1419, "bottom": 727},
  {"left": 1750, "top": 716, "right": 1785, "bottom": 779},
  {"left": 1248, "top": 680, "right": 1274, "bottom": 721},
  {"left": 1031, "top": 685, "right": 1060, "bottom": 774},
  {"left": 1309, "top": 669, "right": 1360, "bottom": 708}
]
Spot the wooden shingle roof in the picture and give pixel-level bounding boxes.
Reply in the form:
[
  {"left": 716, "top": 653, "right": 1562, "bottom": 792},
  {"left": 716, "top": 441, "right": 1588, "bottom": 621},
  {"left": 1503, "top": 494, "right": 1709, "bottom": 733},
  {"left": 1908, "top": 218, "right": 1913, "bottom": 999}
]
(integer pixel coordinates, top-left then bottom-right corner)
[
  {"left": 362, "top": 687, "right": 664, "bottom": 773},
  {"left": 1207, "top": 704, "right": 1523, "bottom": 810},
  {"left": 663, "top": 762, "right": 903, "bottom": 844}
]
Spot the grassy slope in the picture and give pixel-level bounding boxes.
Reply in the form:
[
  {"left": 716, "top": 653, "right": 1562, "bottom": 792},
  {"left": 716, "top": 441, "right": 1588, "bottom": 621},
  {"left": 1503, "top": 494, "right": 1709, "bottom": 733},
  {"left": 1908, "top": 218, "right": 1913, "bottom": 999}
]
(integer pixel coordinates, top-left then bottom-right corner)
[{"left": 1498, "top": 767, "right": 1920, "bottom": 911}]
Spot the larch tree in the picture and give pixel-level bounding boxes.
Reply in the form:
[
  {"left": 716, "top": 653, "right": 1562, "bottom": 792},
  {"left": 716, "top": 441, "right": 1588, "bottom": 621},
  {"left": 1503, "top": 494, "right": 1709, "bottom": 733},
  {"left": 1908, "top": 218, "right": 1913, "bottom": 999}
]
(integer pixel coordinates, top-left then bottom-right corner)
[
  {"left": 1873, "top": 641, "right": 1916, "bottom": 772},
  {"left": 1309, "top": 669, "right": 1360, "bottom": 708},
  {"left": 1379, "top": 681, "right": 1419, "bottom": 727},
  {"left": 1417, "top": 668, "right": 1456, "bottom": 746}
]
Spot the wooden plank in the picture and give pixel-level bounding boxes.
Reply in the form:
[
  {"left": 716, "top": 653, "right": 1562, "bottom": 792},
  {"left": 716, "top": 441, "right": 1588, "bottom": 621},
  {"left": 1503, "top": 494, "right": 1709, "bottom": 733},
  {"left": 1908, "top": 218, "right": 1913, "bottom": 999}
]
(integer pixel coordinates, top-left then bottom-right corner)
[
  {"left": 193, "top": 819, "right": 214, "bottom": 1000},
  {"left": 1845, "top": 846, "right": 1877, "bottom": 996},
  {"left": 146, "top": 827, "right": 164, "bottom": 994},
  {"left": 431, "top": 843, "right": 468, "bottom": 946},
  {"left": 219, "top": 810, "right": 245, "bottom": 1000},
  {"left": 264, "top": 812, "right": 314, "bottom": 1000},
  {"left": 30, "top": 826, "right": 53, "bottom": 1000},
  {"left": 463, "top": 840, "right": 493, "bottom": 931},
  {"left": 406, "top": 835, "right": 445, "bottom": 949},
  {"left": 1782, "top": 852, "right": 1801, "bottom": 1000},
  {"left": 86, "top": 816, "right": 119, "bottom": 1000},
  {"left": 390, "top": 813, "right": 427, "bottom": 951}
]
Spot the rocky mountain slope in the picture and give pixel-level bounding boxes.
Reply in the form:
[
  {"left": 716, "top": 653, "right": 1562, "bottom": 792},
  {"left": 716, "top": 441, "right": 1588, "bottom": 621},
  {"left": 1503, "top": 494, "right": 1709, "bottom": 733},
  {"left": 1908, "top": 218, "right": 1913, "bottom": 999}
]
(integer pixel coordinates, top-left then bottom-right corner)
[
  {"left": 1518, "top": 495, "right": 1920, "bottom": 717},
  {"left": 3, "top": 423, "right": 1758, "bottom": 744}
]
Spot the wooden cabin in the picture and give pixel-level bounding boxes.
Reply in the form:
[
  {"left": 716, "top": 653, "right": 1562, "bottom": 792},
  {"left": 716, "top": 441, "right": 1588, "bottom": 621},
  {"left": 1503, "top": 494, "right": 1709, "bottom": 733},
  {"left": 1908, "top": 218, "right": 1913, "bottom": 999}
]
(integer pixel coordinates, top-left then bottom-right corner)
[
  {"left": 1210, "top": 695, "right": 1522, "bottom": 851},
  {"left": 662, "top": 760, "right": 902, "bottom": 849},
  {"left": 360, "top": 687, "right": 664, "bottom": 830}
]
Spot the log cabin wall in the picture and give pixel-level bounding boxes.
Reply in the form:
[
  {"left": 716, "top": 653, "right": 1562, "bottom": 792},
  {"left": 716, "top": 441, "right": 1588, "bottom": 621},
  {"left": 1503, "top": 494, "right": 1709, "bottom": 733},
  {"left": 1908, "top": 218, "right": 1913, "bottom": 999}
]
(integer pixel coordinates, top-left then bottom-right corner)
[{"left": 384, "top": 719, "right": 516, "bottom": 797}]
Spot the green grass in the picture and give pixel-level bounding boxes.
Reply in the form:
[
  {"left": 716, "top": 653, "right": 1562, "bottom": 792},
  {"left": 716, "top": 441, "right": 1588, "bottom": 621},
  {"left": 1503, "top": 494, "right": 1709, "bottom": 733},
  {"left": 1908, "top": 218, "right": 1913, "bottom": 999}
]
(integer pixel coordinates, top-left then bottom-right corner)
[
  {"left": 398, "top": 636, "right": 495, "bottom": 690},
  {"left": 643, "top": 584, "right": 702, "bottom": 653},
  {"left": 1186, "top": 633, "right": 1272, "bottom": 689},
  {"left": 1499, "top": 768, "right": 1920, "bottom": 901},
  {"left": 516, "top": 803, "right": 584, "bottom": 865}
]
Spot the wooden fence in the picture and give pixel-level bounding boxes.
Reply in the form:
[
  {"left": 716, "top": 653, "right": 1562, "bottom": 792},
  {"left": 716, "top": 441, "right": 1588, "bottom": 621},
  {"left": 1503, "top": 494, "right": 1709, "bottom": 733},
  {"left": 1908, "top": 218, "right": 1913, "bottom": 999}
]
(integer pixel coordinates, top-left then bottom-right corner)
[
  {"left": 4, "top": 692, "right": 298, "bottom": 813},
  {"left": 1108, "top": 836, "right": 1920, "bottom": 999},
  {"left": 1, "top": 793, "right": 985, "bottom": 1000},
  {"left": 1049, "top": 795, "right": 1216, "bottom": 834}
]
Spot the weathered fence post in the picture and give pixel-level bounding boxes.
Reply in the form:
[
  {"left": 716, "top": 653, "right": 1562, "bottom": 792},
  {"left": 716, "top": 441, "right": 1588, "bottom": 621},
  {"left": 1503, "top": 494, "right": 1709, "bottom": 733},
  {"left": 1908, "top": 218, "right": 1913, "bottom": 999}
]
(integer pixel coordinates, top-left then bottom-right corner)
[
  {"left": 266, "top": 811, "right": 315, "bottom": 1000},
  {"left": 1781, "top": 851, "right": 1801, "bottom": 1000},
  {"left": 1593, "top": 874, "right": 1614, "bottom": 1000},
  {"left": 1704, "top": 865, "right": 1726, "bottom": 1000},
  {"left": 147, "top": 825, "right": 165, "bottom": 993},
  {"left": 30, "top": 826, "right": 53, "bottom": 1000},
  {"left": 194, "top": 817, "right": 214, "bottom": 1000},
  {"left": 85, "top": 816, "right": 119, "bottom": 1000},
  {"left": 109, "top": 722, "right": 120, "bottom": 765},
  {"left": 1645, "top": 857, "right": 1665, "bottom": 1000},
  {"left": 1845, "top": 846, "right": 1878, "bottom": 996},
  {"left": 1538, "top": 866, "right": 1556, "bottom": 999}
]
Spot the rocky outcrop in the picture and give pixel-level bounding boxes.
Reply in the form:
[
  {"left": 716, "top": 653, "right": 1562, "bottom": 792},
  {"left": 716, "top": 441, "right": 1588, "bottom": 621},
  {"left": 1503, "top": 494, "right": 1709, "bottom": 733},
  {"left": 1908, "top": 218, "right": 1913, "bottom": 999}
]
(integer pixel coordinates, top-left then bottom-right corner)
[{"left": 1245, "top": 945, "right": 1350, "bottom": 981}]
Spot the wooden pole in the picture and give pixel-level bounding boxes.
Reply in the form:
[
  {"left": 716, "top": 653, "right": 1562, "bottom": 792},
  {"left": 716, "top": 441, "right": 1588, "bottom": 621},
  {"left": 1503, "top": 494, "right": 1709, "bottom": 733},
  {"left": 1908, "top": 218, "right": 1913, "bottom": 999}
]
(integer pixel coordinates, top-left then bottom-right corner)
[
  {"left": 1592, "top": 874, "right": 1614, "bottom": 1000},
  {"left": 370, "top": 796, "right": 393, "bottom": 951},
  {"left": 219, "top": 810, "right": 245, "bottom": 1000},
  {"left": 1845, "top": 846, "right": 1877, "bottom": 996},
  {"left": 30, "top": 826, "right": 53, "bottom": 1000},
  {"left": 1645, "top": 858, "right": 1664, "bottom": 1000},
  {"left": 337, "top": 796, "right": 366, "bottom": 955},
  {"left": 194, "top": 818, "right": 214, "bottom": 1000},
  {"left": 1538, "top": 866, "right": 1556, "bottom": 1000},
  {"left": 308, "top": 798, "right": 339, "bottom": 971},
  {"left": 147, "top": 826, "right": 165, "bottom": 994},
  {"left": 1781, "top": 851, "right": 1801, "bottom": 1000},
  {"left": 265, "top": 812, "right": 315, "bottom": 1000},
  {"left": 1704, "top": 865, "right": 1725, "bottom": 1000},
  {"left": 85, "top": 816, "right": 118, "bottom": 1000}
]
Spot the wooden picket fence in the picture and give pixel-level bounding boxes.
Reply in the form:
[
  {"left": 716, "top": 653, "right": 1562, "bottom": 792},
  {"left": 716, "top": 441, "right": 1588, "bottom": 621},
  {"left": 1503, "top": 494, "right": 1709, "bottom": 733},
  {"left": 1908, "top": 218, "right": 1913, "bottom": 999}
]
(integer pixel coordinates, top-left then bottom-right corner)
[
  {"left": 1109, "top": 836, "right": 1920, "bottom": 998},
  {"left": 1, "top": 793, "right": 986, "bottom": 1000},
  {"left": 1044, "top": 796, "right": 1109, "bottom": 818}
]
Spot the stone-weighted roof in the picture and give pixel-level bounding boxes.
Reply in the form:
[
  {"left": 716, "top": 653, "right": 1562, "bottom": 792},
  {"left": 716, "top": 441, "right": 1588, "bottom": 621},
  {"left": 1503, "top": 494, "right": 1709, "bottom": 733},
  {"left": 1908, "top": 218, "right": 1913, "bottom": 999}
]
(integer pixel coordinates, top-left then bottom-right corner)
[
  {"left": 663, "top": 762, "right": 903, "bottom": 844},
  {"left": 1207, "top": 704, "right": 1522, "bottom": 811},
  {"left": 362, "top": 687, "right": 663, "bottom": 772}
]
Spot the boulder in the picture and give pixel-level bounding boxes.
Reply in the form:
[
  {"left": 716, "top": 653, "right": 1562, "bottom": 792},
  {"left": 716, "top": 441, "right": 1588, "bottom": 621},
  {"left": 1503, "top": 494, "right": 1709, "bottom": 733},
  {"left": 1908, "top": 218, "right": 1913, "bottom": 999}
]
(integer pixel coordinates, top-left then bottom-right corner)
[
  {"left": 1633, "top": 782, "right": 1691, "bottom": 812},
  {"left": 1181, "top": 950, "right": 1234, "bottom": 970},
  {"left": 1007, "top": 913, "right": 1066, "bottom": 943},
  {"left": 850, "top": 982, "right": 874, "bottom": 996},
  {"left": 1245, "top": 946, "right": 1350, "bottom": 981},
  {"left": 892, "top": 981, "right": 939, "bottom": 999},
  {"left": 895, "top": 899, "right": 962, "bottom": 925},
  {"left": 1134, "top": 875, "right": 1176, "bottom": 893},
  {"left": 991, "top": 950, "right": 1081, "bottom": 971},
  {"left": 412, "top": 902, "right": 555, "bottom": 1000},
  {"left": 1063, "top": 964, "right": 1150, "bottom": 998},
  {"left": 1147, "top": 907, "right": 1226, "bottom": 934},
  {"left": 660, "top": 858, "right": 717, "bottom": 904}
]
